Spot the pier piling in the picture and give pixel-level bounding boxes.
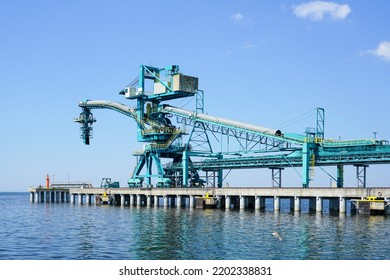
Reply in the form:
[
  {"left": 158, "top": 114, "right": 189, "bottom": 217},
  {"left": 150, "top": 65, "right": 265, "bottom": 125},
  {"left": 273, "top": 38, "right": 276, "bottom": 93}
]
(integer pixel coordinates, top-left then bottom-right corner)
[{"left": 28, "top": 187, "right": 390, "bottom": 215}]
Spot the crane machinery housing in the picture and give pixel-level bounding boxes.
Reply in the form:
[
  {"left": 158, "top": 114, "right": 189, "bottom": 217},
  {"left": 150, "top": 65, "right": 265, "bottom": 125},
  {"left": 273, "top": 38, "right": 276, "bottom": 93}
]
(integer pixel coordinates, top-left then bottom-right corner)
[{"left": 75, "top": 64, "right": 390, "bottom": 189}]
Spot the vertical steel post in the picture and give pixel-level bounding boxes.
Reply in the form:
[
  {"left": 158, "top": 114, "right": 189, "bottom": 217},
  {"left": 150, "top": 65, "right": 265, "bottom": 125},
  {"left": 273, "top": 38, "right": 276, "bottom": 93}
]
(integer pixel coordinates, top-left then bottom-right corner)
[
  {"left": 337, "top": 164, "right": 344, "bottom": 188},
  {"left": 302, "top": 142, "right": 310, "bottom": 188},
  {"left": 316, "top": 107, "right": 325, "bottom": 139},
  {"left": 182, "top": 148, "right": 189, "bottom": 187}
]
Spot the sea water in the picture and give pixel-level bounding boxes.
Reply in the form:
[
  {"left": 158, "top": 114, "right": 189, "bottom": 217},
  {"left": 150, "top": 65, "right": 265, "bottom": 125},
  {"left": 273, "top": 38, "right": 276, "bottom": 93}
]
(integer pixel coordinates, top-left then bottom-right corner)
[{"left": 0, "top": 192, "right": 389, "bottom": 260}]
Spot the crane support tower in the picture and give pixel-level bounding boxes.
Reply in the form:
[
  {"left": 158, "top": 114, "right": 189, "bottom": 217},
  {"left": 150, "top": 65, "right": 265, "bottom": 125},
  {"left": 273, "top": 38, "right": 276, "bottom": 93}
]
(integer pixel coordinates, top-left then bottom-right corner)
[{"left": 75, "top": 64, "right": 390, "bottom": 188}]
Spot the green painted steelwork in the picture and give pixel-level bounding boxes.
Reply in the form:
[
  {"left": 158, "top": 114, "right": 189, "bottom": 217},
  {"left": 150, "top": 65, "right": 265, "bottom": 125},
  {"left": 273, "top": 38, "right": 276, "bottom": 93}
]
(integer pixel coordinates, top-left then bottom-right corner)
[{"left": 75, "top": 64, "right": 390, "bottom": 188}]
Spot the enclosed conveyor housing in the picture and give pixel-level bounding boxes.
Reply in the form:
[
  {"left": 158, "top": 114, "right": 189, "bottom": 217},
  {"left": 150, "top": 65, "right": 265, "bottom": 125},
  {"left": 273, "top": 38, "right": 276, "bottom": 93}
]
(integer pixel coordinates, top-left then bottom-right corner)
[
  {"left": 79, "top": 100, "right": 137, "bottom": 119},
  {"left": 162, "top": 105, "right": 283, "bottom": 138}
]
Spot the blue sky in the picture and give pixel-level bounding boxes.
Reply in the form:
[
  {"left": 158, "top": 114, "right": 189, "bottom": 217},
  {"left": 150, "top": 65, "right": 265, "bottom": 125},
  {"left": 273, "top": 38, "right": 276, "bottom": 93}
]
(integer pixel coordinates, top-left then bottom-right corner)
[{"left": 1, "top": 0, "right": 390, "bottom": 191}]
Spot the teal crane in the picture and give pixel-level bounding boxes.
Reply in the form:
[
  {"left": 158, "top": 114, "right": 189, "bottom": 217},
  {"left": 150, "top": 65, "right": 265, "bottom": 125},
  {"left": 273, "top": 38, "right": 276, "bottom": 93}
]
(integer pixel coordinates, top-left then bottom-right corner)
[{"left": 75, "top": 64, "right": 390, "bottom": 188}]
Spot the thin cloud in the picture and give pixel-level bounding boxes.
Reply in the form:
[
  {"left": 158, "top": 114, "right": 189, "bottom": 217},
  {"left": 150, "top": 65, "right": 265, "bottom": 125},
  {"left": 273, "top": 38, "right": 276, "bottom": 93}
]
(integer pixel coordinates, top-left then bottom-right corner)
[
  {"left": 293, "top": 1, "right": 351, "bottom": 21},
  {"left": 230, "top": 13, "right": 244, "bottom": 23},
  {"left": 242, "top": 41, "right": 255, "bottom": 49},
  {"left": 230, "top": 13, "right": 252, "bottom": 26},
  {"left": 362, "top": 41, "right": 390, "bottom": 62}
]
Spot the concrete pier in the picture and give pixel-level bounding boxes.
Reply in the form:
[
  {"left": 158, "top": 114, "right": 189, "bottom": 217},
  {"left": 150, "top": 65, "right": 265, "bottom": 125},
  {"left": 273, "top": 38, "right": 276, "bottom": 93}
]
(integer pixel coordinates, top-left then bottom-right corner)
[
  {"left": 136, "top": 195, "right": 141, "bottom": 206},
  {"left": 28, "top": 186, "right": 390, "bottom": 215},
  {"left": 130, "top": 195, "right": 135, "bottom": 206},
  {"left": 240, "top": 196, "right": 245, "bottom": 210},
  {"left": 154, "top": 195, "right": 159, "bottom": 207},
  {"left": 163, "top": 195, "right": 168, "bottom": 207},
  {"left": 274, "top": 196, "right": 280, "bottom": 212},
  {"left": 294, "top": 196, "right": 300, "bottom": 212},
  {"left": 316, "top": 197, "right": 323, "bottom": 213},
  {"left": 225, "top": 196, "right": 231, "bottom": 209}
]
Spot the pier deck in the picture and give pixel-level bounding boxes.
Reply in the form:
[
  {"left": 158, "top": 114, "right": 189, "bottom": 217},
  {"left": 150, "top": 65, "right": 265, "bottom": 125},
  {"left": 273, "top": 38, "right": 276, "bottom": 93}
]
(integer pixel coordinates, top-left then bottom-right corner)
[{"left": 28, "top": 186, "right": 390, "bottom": 214}]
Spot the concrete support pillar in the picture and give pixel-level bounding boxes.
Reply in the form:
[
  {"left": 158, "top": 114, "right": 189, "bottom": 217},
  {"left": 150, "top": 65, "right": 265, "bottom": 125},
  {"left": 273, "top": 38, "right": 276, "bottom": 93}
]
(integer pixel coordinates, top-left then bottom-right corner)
[
  {"left": 163, "top": 195, "right": 169, "bottom": 207},
  {"left": 189, "top": 195, "right": 194, "bottom": 208},
  {"left": 120, "top": 195, "right": 125, "bottom": 206},
  {"left": 274, "top": 196, "right": 280, "bottom": 212},
  {"left": 240, "top": 196, "right": 245, "bottom": 210},
  {"left": 30, "top": 192, "right": 34, "bottom": 203},
  {"left": 78, "top": 194, "right": 83, "bottom": 204},
  {"left": 35, "top": 192, "right": 39, "bottom": 203},
  {"left": 339, "top": 197, "right": 346, "bottom": 214},
  {"left": 154, "top": 196, "right": 159, "bottom": 207},
  {"left": 71, "top": 194, "right": 75, "bottom": 204},
  {"left": 255, "top": 196, "right": 261, "bottom": 210},
  {"left": 176, "top": 195, "right": 182, "bottom": 208},
  {"left": 146, "top": 195, "right": 152, "bottom": 207},
  {"left": 130, "top": 195, "right": 135, "bottom": 206},
  {"left": 136, "top": 195, "right": 141, "bottom": 206},
  {"left": 316, "top": 197, "right": 322, "bottom": 213},
  {"left": 225, "top": 195, "right": 231, "bottom": 210},
  {"left": 294, "top": 196, "right": 301, "bottom": 212}
]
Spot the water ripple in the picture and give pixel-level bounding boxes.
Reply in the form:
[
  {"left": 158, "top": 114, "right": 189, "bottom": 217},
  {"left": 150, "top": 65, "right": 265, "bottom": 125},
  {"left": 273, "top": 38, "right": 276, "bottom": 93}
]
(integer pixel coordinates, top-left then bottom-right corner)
[{"left": 1, "top": 193, "right": 389, "bottom": 260}]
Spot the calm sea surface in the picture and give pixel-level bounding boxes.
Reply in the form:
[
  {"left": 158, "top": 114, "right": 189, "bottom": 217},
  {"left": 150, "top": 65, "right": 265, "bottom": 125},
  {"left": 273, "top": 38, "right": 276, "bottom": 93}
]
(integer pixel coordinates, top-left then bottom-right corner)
[{"left": 0, "top": 192, "right": 389, "bottom": 260}]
